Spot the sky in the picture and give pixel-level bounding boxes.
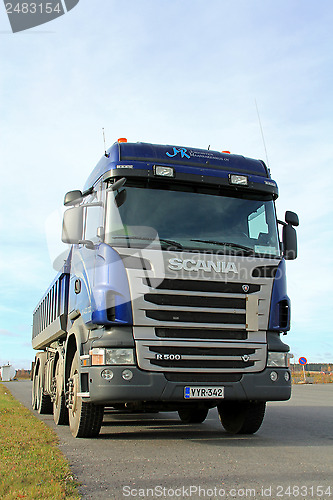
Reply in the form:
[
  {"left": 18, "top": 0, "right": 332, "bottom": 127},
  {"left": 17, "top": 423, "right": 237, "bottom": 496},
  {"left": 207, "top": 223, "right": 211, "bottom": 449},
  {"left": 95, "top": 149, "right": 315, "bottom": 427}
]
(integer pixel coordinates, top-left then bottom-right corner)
[{"left": 0, "top": 0, "right": 332, "bottom": 369}]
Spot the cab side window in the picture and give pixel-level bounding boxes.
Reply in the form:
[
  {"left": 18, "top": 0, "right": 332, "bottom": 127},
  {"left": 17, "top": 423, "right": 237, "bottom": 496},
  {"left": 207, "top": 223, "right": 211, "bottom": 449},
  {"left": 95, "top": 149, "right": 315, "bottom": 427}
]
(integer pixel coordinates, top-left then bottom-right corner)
[{"left": 83, "top": 187, "right": 104, "bottom": 243}]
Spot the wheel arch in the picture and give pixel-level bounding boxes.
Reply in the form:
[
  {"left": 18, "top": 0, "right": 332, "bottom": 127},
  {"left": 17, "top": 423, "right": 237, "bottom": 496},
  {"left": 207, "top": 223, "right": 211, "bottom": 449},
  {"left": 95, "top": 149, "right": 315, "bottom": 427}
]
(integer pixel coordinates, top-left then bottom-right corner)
[
  {"left": 65, "top": 334, "right": 78, "bottom": 384},
  {"left": 34, "top": 351, "right": 47, "bottom": 384},
  {"left": 65, "top": 315, "right": 90, "bottom": 384}
]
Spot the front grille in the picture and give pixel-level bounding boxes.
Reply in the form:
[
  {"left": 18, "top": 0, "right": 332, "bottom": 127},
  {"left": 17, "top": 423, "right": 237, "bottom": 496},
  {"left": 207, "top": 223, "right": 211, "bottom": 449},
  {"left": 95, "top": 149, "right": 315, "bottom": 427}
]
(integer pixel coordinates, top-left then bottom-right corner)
[
  {"left": 149, "top": 346, "right": 255, "bottom": 356},
  {"left": 144, "top": 294, "right": 245, "bottom": 309},
  {"left": 164, "top": 373, "right": 242, "bottom": 383},
  {"left": 155, "top": 328, "right": 248, "bottom": 340},
  {"left": 146, "top": 310, "right": 246, "bottom": 324},
  {"left": 136, "top": 340, "right": 266, "bottom": 373},
  {"left": 143, "top": 278, "right": 260, "bottom": 294},
  {"left": 151, "top": 359, "right": 254, "bottom": 369},
  {"left": 142, "top": 277, "right": 259, "bottom": 328}
]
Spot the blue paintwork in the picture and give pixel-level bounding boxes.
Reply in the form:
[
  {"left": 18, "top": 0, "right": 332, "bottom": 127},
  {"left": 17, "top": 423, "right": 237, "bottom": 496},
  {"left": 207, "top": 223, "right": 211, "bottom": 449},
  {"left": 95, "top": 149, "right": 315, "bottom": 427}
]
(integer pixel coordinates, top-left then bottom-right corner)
[
  {"left": 91, "top": 243, "right": 132, "bottom": 325},
  {"left": 120, "top": 142, "right": 268, "bottom": 176},
  {"left": 68, "top": 246, "right": 95, "bottom": 326},
  {"left": 268, "top": 259, "right": 291, "bottom": 332},
  {"left": 83, "top": 141, "right": 275, "bottom": 191},
  {"left": 84, "top": 142, "right": 120, "bottom": 192},
  {"left": 68, "top": 243, "right": 133, "bottom": 327}
]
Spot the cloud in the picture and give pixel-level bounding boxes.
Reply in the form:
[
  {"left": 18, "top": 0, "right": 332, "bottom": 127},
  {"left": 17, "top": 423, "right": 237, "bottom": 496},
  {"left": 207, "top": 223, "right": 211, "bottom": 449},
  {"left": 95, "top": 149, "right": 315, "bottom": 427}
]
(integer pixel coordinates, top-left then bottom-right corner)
[{"left": 0, "top": 329, "right": 19, "bottom": 338}]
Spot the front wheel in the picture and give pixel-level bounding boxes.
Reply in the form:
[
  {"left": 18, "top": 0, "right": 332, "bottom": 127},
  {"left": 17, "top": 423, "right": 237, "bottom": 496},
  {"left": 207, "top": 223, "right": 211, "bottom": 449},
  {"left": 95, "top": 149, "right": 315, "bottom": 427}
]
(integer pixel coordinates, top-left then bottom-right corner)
[
  {"left": 217, "top": 401, "right": 266, "bottom": 434},
  {"left": 178, "top": 407, "right": 208, "bottom": 424},
  {"left": 68, "top": 353, "right": 104, "bottom": 438}
]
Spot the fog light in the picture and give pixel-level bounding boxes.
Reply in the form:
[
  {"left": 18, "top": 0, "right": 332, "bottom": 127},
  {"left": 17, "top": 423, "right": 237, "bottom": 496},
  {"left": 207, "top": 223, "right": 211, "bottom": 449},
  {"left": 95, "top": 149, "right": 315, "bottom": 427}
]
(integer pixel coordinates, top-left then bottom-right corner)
[
  {"left": 101, "top": 369, "right": 114, "bottom": 380},
  {"left": 270, "top": 371, "right": 278, "bottom": 382},
  {"left": 122, "top": 369, "right": 133, "bottom": 381},
  {"left": 284, "top": 371, "right": 290, "bottom": 382}
]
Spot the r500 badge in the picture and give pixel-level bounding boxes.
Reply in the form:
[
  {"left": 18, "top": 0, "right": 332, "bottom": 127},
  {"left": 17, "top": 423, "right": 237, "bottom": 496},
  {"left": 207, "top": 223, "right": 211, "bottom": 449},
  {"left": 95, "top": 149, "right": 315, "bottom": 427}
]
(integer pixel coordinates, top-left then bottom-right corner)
[{"left": 155, "top": 354, "right": 182, "bottom": 361}]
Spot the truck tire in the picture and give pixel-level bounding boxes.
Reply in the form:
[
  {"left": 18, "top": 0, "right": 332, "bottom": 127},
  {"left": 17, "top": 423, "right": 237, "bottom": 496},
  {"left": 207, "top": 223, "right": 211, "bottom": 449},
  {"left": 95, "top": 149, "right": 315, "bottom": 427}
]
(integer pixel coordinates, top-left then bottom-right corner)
[
  {"left": 53, "top": 359, "right": 68, "bottom": 425},
  {"left": 217, "top": 401, "right": 266, "bottom": 434},
  {"left": 68, "top": 353, "right": 104, "bottom": 438},
  {"left": 36, "top": 369, "right": 53, "bottom": 415},
  {"left": 31, "top": 364, "right": 38, "bottom": 410},
  {"left": 178, "top": 408, "right": 208, "bottom": 424}
]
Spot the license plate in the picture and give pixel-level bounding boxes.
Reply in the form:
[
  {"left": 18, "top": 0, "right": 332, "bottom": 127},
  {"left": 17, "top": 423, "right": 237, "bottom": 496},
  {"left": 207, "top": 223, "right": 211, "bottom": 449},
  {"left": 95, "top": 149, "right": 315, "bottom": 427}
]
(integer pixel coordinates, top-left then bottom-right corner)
[{"left": 184, "top": 386, "right": 224, "bottom": 399}]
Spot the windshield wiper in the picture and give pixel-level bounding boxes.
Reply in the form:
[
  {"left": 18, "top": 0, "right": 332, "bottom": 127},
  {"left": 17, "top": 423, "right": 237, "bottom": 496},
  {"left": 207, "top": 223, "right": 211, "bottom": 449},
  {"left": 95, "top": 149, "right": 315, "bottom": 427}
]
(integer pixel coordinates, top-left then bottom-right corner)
[
  {"left": 111, "top": 236, "right": 183, "bottom": 249},
  {"left": 190, "top": 239, "right": 254, "bottom": 255}
]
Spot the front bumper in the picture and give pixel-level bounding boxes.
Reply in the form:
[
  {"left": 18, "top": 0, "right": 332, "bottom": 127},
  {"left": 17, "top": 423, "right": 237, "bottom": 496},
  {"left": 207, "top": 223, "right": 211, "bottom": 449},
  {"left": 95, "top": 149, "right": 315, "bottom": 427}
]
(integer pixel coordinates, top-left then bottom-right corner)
[{"left": 81, "top": 366, "right": 291, "bottom": 405}]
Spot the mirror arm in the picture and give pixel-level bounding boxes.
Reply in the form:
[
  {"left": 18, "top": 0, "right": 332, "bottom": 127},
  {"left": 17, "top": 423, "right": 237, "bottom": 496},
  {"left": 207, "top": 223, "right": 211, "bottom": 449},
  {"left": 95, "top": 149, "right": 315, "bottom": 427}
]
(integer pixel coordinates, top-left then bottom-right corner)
[
  {"left": 82, "top": 186, "right": 94, "bottom": 197},
  {"left": 277, "top": 219, "right": 287, "bottom": 226},
  {"left": 83, "top": 202, "right": 103, "bottom": 208},
  {"left": 78, "top": 240, "right": 95, "bottom": 250},
  {"left": 106, "top": 177, "right": 127, "bottom": 192}
]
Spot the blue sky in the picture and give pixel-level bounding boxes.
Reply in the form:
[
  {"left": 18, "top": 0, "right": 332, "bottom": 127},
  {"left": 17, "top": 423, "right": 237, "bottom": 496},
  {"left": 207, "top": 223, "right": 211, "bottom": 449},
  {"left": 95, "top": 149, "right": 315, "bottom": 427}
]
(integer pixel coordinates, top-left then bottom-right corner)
[{"left": 0, "top": 0, "right": 332, "bottom": 369}]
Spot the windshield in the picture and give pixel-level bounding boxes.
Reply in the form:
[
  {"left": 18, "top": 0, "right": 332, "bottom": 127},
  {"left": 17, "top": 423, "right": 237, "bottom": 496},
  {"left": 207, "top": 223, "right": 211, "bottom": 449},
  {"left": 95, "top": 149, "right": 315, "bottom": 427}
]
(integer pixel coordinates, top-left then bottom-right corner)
[{"left": 105, "top": 184, "right": 281, "bottom": 257}]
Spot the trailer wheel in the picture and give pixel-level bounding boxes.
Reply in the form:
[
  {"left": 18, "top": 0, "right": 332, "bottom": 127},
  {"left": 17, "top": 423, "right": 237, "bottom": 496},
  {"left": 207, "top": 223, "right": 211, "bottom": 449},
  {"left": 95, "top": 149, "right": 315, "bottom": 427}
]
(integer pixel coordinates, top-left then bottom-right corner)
[
  {"left": 68, "top": 353, "right": 104, "bottom": 438},
  {"left": 217, "top": 401, "right": 266, "bottom": 434},
  {"left": 178, "top": 407, "right": 208, "bottom": 424},
  {"left": 36, "top": 369, "right": 53, "bottom": 414},
  {"left": 53, "top": 358, "right": 68, "bottom": 425}
]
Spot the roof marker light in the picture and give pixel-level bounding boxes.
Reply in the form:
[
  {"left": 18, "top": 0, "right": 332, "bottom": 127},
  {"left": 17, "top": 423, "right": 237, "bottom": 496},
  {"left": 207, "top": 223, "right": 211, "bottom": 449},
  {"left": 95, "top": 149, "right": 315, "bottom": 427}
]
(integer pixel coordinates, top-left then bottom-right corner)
[
  {"left": 229, "top": 174, "right": 248, "bottom": 186},
  {"left": 118, "top": 138, "right": 127, "bottom": 143},
  {"left": 222, "top": 150, "right": 231, "bottom": 154},
  {"left": 153, "top": 165, "right": 175, "bottom": 178}
]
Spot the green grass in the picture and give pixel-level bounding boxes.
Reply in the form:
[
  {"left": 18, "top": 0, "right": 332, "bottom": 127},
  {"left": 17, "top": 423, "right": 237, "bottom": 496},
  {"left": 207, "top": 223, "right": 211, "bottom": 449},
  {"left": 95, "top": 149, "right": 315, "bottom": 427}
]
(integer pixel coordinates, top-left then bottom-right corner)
[{"left": 0, "top": 383, "right": 81, "bottom": 499}]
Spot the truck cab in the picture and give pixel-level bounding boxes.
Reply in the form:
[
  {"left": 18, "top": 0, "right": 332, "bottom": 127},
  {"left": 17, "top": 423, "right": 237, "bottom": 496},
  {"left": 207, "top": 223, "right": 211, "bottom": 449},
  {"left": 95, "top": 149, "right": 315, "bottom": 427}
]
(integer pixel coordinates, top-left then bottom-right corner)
[{"left": 32, "top": 139, "right": 298, "bottom": 437}]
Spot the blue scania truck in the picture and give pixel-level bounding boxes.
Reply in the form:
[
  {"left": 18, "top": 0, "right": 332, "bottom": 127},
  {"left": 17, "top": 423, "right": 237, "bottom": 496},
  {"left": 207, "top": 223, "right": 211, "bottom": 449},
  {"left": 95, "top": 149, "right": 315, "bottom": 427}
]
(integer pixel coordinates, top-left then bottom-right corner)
[{"left": 31, "top": 139, "right": 299, "bottom": 438}]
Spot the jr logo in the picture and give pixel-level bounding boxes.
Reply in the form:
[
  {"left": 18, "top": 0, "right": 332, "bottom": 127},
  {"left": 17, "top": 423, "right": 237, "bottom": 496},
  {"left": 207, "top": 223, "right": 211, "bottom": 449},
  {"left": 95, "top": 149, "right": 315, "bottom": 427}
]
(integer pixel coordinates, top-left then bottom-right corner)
[{"left": 166, "top": 147, "right": 190, "bottom": 159}]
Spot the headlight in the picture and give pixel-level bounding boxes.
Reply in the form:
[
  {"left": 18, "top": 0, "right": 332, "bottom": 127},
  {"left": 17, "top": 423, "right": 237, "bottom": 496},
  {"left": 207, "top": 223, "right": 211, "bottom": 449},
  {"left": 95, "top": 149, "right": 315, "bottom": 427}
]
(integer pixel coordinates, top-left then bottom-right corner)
[
  {"left": 267, "top": 352, "right": 288, "bottom": 368},
  {"left": 105, "top": 348, "right": 135, "bottom": 365}
]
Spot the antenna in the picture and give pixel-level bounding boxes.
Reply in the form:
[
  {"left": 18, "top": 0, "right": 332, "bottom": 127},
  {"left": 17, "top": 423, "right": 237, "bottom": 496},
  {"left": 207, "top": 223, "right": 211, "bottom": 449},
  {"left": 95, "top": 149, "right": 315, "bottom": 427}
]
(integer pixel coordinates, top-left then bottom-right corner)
[
  {"left": 102, "top": 128, "right": 109, "bottom": 158},
  {"left": 255, "top": 100, "right": 269, "bottom": 168}
]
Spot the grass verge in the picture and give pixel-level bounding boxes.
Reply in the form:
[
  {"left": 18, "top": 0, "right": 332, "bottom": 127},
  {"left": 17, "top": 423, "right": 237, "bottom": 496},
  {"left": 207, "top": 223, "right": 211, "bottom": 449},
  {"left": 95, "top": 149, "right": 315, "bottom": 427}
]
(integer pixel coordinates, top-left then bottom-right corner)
[
  {"left": 0, "top": 383, "right": 81, "bottom": 499},
  {"left": 292, "top": 371, "right": 333, "bottom": 384}
]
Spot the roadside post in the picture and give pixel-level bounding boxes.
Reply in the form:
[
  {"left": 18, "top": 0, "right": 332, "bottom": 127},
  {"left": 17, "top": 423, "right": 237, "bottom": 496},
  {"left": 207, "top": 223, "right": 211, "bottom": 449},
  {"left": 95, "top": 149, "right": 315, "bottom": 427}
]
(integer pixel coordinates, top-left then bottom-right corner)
[{"left": 299, "top": 357, "right": 307, "bottom": 383}]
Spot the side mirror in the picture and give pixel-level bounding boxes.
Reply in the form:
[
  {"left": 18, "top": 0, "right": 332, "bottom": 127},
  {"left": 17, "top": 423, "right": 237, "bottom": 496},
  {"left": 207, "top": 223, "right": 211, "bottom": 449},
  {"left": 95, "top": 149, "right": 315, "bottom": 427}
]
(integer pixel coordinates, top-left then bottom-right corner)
[
  {"left": 62, "top": 206, "right": 84, "bottom": 244},
  {"left": 110, "top": 177, "right": 126, "bottom": 192},
  {"left": 285, "top": 211, "right": 299, "bottom": 227},
  {"left": 283, "top": 224, "right": 297, "bottom": 260},
  {"left": 64, "top": 190, "right": 83, "bottom": 206},
  {"left": 115, "top": 189, "right": 127, "bottom": 208}
]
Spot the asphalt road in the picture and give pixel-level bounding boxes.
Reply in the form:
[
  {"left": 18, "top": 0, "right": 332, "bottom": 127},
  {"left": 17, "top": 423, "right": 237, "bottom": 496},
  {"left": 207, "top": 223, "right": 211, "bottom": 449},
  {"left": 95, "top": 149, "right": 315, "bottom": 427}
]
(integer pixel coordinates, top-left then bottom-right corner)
[{"left": 2, "top": 381, "right": 333, "bottom": 500}]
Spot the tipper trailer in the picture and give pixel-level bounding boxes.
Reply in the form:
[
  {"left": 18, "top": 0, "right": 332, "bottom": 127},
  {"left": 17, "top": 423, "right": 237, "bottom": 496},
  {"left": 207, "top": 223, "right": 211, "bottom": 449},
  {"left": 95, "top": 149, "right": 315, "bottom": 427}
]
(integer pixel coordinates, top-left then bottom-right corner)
[{"left": 31, "top": 139, "right": 299, "bottom": 438}]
